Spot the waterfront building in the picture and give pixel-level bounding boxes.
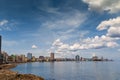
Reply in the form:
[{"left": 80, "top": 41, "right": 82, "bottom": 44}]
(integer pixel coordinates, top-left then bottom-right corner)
[
  {"left": 21, "top": 55, "right": 25, "bottom": 62},
  {"left": 56, "top": 58, "right": 64, "bottom": 61},
  {"left": 44, "top": 57, "right": 50, "bottom": 62},
  {"left": 0, "top": 35, "right": 3, "bottom": 64},
  {"left": 32, "top": 56, "right": 36, "bottom": 62},
  {"left": 7, "top": 55, "right": 15, "bottom": 63},
  {"left": 27, "top": 53, "right": 32, "bottom": 61},
  {"left": 92, "top": 54, "right": 98, "bottom": 61},
  {"left": 15, "top": 55, "right": 18, "bottom": 62},
  {"left": 0, "top": 35, "right": 1, "bottom": 53},
  {"left": 36, "top": 58, "right": 39, "bottom": 62},
  {"left": 15, "top": 55, "right": 20, "bottom": 62},
  {"left": 75, "top": 55, "right": 80, "bottom": 61},
  {"left": 80, "top": 57, "right": 83, "bottom": 61},
  {"left": 50, "top": 52, "right": 54, "bottom": 61},
  {"left": 2, "top": 51, "right": 8, "bottom": 63},
  {"left": 39, "top": 56, "right": 44, "bottom": 62},
  {"left": 24, "top": 57, "right": 28, "bottom": 62},
  {"left": 101, "top": 56, "right": 104, "bottom": 61}
]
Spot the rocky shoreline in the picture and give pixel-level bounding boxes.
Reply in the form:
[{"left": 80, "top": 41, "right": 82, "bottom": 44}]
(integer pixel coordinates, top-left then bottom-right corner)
[{"left": 0, "top": 64, "right": 44, "bottom": 80}]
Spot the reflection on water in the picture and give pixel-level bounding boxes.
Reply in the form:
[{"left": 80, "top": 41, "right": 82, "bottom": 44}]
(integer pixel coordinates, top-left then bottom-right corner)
[{"left": 12, "top": 62, "right": 120, "bottom": 80}]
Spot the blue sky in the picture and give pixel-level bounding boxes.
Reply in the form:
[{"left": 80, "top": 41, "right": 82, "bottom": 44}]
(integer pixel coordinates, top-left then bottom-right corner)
[{"left": 0, "top": 0, "right": 120, "bottom": 60}]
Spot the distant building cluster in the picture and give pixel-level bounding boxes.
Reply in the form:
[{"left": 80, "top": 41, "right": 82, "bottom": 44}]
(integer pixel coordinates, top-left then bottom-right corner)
[
  {"left": 0, "top": 35, "right": 113, "bottom": 64},
  {"left": 0, "top": 51, "right": 112, "bottom": 64},
  {"left": 39, "top": 53, "right": 55, "bottom": 62},
  {"left": 38, "top": 54, "right": 112, "bottom": 62},
  {"left": 0, "top": 52, "right": 56, "bottom": 63},
  {"left": 74, "top": 55, "right": 112, "bottom": 61},
  {"left": 1, "top": 52, "right": 27, "bottom": 63}
]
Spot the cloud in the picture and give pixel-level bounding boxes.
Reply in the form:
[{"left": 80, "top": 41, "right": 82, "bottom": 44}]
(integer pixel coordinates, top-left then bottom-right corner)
[
  {"left": 0, "top": 20, "right": 8, "bottom": 26},
  {"left": 0, "top": 20, "right": 10, "bottom": 31},
  {"left": 75, "top": 35, "right": 118, "bottom": 50},
  {"left": 49, "top": 16, "right": 120, "bottom": 56},
  {"left": 106, "top": 42, "right": 118, "bottom": 48},
  {"left": 52, "top": 39, "right": 63, "bottom": 46},
  {"left": 81, "top": 35, "right": 118, "bottom": 49},
  {"left": 37, "top": 0, "right": 87, "bottom": 42},
  {"left": 55, "top": 28, "right": 89, "bottom": 41},
  {"left": 40, "top": 9, "right": 87, "bottom": 42},
  {"left": 0, "top": 19, "right": 17, "bottom": 31},
  {"left": 97, "top": 17, "right": 120, "bottom": 38},
  {"left": 51, "top": 36, "right": 118, "bottom": 54},
  {"left": 82, "top": 0, "right": 120, "bottom": 13},
  {"left": 69, "top": 43, "right": 81, "bottom": 51},
  {"left": 42, "top": 10, "right": 86, "bottom": 30},
  {"left": 38, "top": 6, "right": 60, "bottom": 14},
  {"left": 32, "top": 45, "right": 38, "bottom": 49}
]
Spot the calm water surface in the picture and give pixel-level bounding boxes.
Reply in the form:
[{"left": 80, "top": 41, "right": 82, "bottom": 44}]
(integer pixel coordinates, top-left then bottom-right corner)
[{"left": 12, "top": 61, "right": 120, "bottom": 80}]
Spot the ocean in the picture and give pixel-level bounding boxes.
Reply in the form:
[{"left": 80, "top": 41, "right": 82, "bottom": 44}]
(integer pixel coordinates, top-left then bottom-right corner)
[{"left": 12, "top": 61, "right": 120, "bottom": 80}]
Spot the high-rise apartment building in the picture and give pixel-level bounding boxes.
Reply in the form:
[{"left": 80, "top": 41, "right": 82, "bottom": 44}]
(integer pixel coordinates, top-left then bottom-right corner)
[
  {"left": 27, "top": 53, "right": 32, "bottom": 60},
  {"left": 0, "top": 35, "right": 3, "bottom": 64},
  {"left": 50, "top": 53, "right": 54, "bottom": 61},
  {"left": 0, "top": 35, "right": 1, "bottom": 53},
  {"left": 75, "top": 55, "right": 80, "bottom": 61}
]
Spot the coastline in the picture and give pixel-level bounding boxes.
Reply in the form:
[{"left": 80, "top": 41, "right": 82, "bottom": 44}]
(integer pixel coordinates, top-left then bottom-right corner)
[{"left": 0, "top": 63, "right": 44, "bottom": 80}]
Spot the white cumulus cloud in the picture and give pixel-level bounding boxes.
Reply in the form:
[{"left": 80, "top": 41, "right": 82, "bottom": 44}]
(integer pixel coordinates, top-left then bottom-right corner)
[
  {"left": 97, "top": 17, "right": 120, "bottom": 38},
  {"left": 50, "top": 16, "right": 120, "bottom": 55},
  {"left": 82, "top": 35, "right": 118, "bottom": 49},
  {"left": 82, "top": 0, "right": 120, "bottom": 13},
  {"left": 51, "top": 36, "right": 118, "bottom": 54},
  {"left": 52, "top": 39, "right": 63, "bottom": 46},
  {"left": 32, "top": 45, "right": 38, "bottom": 49}
]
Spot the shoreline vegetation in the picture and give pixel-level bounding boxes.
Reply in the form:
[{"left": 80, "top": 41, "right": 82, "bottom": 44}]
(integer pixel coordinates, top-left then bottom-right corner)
[{"left": 0, "top": 63, "right": 44, "bottom": 80}]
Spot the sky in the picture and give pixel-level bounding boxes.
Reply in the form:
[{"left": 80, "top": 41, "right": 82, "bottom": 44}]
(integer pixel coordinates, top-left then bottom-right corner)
[{"left": 0, "top": 0, "right": 120, "bottom": 60}]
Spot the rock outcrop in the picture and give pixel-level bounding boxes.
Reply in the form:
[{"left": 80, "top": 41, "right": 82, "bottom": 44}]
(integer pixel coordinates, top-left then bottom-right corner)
[{"left": 0, "top": 64, "right": 44, "bottom": 80}]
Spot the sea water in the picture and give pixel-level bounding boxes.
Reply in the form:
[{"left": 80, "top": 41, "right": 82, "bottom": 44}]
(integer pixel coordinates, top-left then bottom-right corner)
[{"left": 12, "top": 61, "right": 120, "bottom": 80}]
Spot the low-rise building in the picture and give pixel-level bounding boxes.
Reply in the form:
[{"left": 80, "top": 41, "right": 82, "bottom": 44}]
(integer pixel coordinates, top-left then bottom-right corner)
[
  {"left": 32, "top": 56, "right": 36, "bottom": 62},
  {"left": 44, "top": 57, "right": 50, "bottom": 62},
  {"left": 39, "top": 56, "right": 44, "bottom": 62},
  {"left": 2, "top": 51, "right": 8, "bottom": 63},
  {"left": 21, "top": 55, "right": 25, "bottom": 62},
  {"left": 7, "top": 56, "right": 15, "bottom": 63}
]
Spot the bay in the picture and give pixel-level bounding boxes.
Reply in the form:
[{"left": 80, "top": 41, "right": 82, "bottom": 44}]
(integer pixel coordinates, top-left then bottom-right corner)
[{"left": 12, "top": 61, "right": 120, "bottom": 80}]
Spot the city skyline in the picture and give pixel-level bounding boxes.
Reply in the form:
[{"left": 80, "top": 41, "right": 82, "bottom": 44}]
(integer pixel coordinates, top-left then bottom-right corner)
[{"left": 0, "top": 0, "right": 120, "bottom": 60}]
